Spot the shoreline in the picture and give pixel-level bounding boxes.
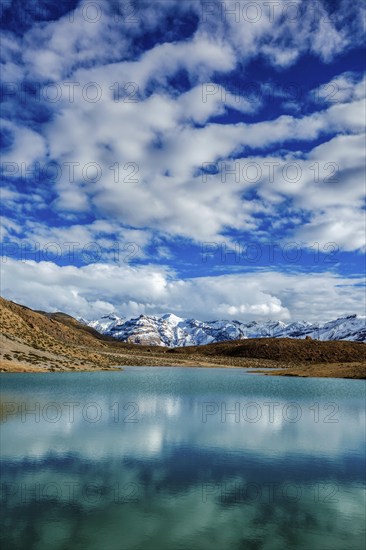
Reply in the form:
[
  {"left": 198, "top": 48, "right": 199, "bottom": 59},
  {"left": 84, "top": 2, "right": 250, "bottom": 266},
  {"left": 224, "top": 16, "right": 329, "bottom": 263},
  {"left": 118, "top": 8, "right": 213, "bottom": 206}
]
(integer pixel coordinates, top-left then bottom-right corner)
[{"left": 1, "top": 359, "right": 365, "bottom": 379}]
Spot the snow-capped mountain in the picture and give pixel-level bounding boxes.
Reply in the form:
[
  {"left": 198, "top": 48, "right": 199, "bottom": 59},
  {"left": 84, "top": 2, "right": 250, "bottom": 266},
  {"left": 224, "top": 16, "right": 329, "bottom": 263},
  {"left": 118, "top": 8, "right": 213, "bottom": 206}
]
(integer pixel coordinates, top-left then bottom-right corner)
[{"left": 81, "top": 313, "right": 366, "bottom": 347}]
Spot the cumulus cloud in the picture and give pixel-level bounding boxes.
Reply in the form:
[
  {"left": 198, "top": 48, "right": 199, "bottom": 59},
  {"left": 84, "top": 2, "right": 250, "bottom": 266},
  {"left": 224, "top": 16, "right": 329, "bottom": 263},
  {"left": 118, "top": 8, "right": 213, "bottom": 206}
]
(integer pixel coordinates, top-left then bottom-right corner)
[
  {"left": 313, "top": 72, "right": 366, "bottom": 105},
  {"left": 1, "top": 0, "right": 365, "bottom": 320},
  {"left": 10, "top": 86, "right": 358, "bottom": 243},
  {"left": 1, "top": 119, "right": 47, "bottom": 166},
  {"left": 1, "top": 259, "right": 365, "bottom": 322}
]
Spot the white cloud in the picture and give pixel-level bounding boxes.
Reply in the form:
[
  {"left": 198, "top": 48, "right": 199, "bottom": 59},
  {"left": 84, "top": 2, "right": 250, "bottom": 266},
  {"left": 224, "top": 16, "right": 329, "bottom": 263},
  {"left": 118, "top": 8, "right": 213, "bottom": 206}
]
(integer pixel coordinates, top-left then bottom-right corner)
[
  {"left": 1, "top": 0, "right": 365, "bottom": 322},
  {"left": 1, "top": 119, "right": 47, "bottom": 167},
  {"left": 201, "top": 0, "right": 364, "bottom": 67},
  {"left": 1, "top": 259, "right": 365, "bottom": 322},
  {"left": 313, "top": 72, "right": 366, "bottom": 105},
  {"left": 2, "top": 88, "right": 365, "bottom": 246},
  {"left": 22, "top": 79, "right": 360, "bottom": 244}
]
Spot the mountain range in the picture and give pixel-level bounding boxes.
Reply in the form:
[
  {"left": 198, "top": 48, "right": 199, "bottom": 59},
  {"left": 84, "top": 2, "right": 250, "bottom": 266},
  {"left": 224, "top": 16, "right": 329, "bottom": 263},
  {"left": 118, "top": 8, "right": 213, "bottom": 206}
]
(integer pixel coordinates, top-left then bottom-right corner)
[
  {"left": 83, "top": 313, "right": 366, "bottom": 347},
  {"left": 1, "top": 297, "right": 364, "bottom": 377}
]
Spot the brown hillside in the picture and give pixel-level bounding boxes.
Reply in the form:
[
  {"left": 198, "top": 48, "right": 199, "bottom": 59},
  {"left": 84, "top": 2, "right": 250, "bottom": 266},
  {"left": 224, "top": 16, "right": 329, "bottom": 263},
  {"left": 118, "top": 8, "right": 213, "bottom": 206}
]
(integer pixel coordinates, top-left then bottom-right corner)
[
  {"left": 1, "top": 297, "right": 108, "bottom": 350},
  {"left": 0, "top": 297, "right": 123, "bottom": 370},
  {"left": 168, "top": 337, "right": 366, "bottom": 363}
]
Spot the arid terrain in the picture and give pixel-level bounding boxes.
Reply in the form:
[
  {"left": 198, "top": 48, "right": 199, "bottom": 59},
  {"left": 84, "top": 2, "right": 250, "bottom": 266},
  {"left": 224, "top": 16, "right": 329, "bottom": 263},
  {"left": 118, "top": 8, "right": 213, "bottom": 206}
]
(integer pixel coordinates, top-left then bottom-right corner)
[{"left": 0, "top": 297, "right": 365, "bottom": 378}]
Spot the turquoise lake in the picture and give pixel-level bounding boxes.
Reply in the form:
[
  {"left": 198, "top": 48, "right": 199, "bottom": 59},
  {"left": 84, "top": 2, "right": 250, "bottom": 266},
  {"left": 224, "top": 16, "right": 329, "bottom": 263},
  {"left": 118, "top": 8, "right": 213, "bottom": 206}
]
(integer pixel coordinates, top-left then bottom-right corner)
[{"left": 0, "top": 367, "right": 365, "bottom": 550}]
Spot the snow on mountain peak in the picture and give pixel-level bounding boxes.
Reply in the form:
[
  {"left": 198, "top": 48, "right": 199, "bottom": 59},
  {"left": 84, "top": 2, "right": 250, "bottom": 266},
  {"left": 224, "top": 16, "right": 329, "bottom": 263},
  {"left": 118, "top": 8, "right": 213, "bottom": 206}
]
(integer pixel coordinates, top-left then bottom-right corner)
[{"left": 83, "top": 313, "right": 366, "bottom": 346}]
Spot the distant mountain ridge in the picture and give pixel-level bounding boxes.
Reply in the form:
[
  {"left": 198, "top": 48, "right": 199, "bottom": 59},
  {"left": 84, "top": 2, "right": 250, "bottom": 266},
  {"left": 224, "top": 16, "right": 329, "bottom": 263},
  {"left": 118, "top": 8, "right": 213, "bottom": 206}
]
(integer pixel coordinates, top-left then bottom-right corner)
[{"left": 82, "top": 313, "right": 366, "bottom": 347}]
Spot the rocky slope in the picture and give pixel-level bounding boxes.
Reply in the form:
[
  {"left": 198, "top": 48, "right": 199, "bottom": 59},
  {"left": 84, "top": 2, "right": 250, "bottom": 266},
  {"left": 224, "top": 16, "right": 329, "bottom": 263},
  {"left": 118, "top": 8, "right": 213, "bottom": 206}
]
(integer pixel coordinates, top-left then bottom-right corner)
[
  {"left": 83, "top": 312, "right": 366, "bottom": 347},
  {"left": 0, "top": 297, "right": 123, "bottom": 371}
]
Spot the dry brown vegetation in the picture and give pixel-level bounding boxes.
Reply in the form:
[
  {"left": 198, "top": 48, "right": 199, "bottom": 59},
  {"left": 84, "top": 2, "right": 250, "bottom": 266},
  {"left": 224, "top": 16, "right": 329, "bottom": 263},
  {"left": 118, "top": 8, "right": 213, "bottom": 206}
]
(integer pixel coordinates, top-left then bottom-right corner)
[
  {"left": 0, "top": 297, "right": 365, "bottom": 378},
  {"left": 169, "top": 337, "right": 366, "bottom": 363}
]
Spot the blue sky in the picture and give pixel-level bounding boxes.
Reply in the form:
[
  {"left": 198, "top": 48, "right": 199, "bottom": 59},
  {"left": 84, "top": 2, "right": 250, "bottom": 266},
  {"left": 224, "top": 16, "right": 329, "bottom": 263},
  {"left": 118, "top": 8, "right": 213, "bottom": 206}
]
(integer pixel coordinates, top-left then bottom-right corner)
[{"left": 1, "top": 0, "right": 365, "bottom": 321}]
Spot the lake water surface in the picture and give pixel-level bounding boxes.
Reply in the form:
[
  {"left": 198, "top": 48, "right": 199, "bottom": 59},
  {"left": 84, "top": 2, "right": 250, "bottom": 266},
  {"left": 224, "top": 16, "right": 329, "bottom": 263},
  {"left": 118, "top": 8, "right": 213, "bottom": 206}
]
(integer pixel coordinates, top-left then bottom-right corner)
[{"left": 1, "top": 367, "right": 365, "bottom": 550}]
